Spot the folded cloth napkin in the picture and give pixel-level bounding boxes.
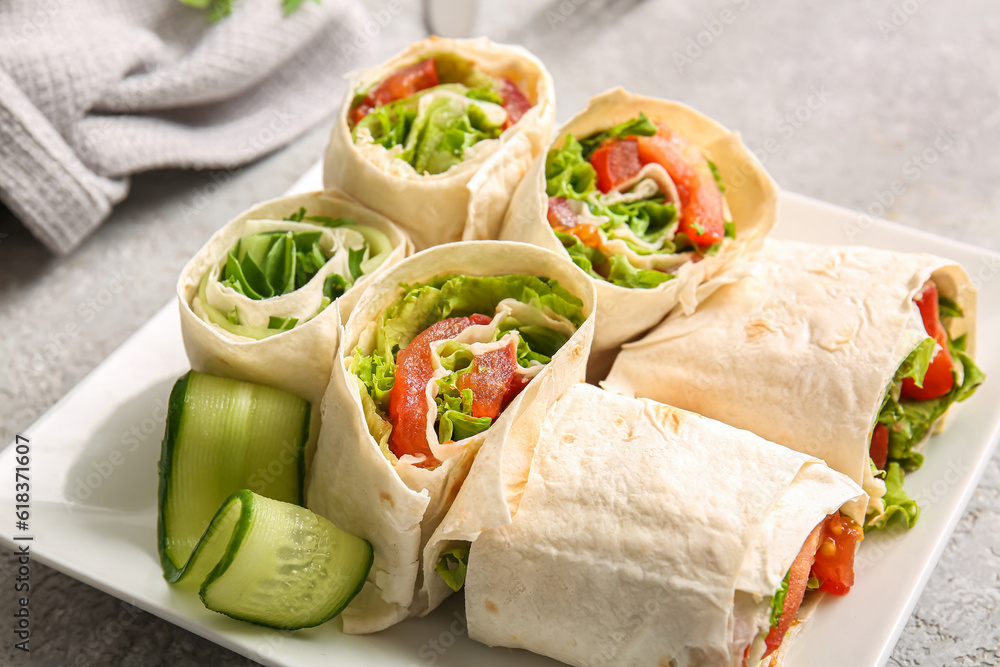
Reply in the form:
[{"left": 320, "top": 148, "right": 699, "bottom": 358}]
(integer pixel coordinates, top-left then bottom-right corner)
[{"left": 0, "top": 0, "right": 371, "bottom": 254}]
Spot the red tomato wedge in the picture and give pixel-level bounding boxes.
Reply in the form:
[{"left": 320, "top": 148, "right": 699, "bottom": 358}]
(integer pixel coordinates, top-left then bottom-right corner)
[
  {"left": 810, "top": 514, "right": 862, "bottom": 596},
  {"left": 633, "top": 128, "right": 725, "bottom": 246},
  {"left": 458, "top": 339, "right": 524, "bottom": 419},
  {"left": 497, "top": 77, "right": 532, "bottom": 129},
  {"left": 590, "top": 139, "right": 642, "bottom": 193},
  {"left": 762, "top": 520, "right": 824, "bottom": 660},
  {"left": 388, "top": 314, "right": 490, "bottom": 466},
  {"left": 353, "top": 58, "right": 439, "bottom": 124},
  {"left": 901, "top": 281, "right": 954, "bottom": 400},
  {"left": 870, "top": 422, "right": 889, "bottom": 471}
]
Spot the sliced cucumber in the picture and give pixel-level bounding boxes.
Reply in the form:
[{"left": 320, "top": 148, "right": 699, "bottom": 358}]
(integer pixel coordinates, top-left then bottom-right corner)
[
  {"left": 158, "top": 371, "right": 372, "bottom": 629},
  {"left": 159, "top": 371, "right": 309, "bottom": 578},
  {"left": 183, "top": 490, "right": 373, "bottom": 629}
]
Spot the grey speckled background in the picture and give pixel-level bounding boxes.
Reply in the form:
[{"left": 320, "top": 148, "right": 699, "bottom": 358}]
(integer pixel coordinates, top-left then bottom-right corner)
[{"left": 2, "top": 0, "right": 999, "bottom": 665}]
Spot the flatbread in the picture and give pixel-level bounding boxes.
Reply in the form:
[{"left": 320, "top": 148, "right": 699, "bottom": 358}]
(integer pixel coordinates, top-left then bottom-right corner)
[
  {"left": 177, "top": 190, "right": 409, "bottom": 470},
  {"left": 500, "top": 87, "right": 778, "bottom": 351},
  {"left": 323, "top": 37, "right": 555, "bottom": 251},
  {"left": 466, "top": 384, "right": 866, "bottom": 666},
  {"left": 305, "top": 241, "right": 597, "bottom": 633},
  {"left": 604, "top": 239, "right": 977, "bottom": 506}
]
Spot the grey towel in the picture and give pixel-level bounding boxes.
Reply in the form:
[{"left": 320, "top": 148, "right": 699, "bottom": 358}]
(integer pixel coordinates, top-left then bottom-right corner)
[{"left": 0, "top": 0, "right": 371, "bottom": 254}]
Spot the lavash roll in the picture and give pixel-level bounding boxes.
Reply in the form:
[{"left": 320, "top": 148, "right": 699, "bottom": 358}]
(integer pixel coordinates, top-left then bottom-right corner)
[
  {"left": 323, "top": 37, "right": 555, "bottom": 251},
  {"left": 465, "top": 384, "right": 867, "bottom": 667},
  {"left": 177, "top": 190, "right": 409, "bottom": 467},
  {"left": 499, "top": 87, "right": 778, "bottom": 353},
  {"left": 604, "top": 239, "right": 977, "bottom": 510},
  {"left": 305, "top": 241, "right": 596, "bottom": 634}
]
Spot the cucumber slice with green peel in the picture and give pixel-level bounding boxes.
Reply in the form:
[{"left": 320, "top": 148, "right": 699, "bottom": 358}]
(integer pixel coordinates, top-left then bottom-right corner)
[
  {"left": 179, "top": 490, "right": 373, "bottom": 629},
  {"left": 158, "top": 371, "right": 310, "bottom": 579}
]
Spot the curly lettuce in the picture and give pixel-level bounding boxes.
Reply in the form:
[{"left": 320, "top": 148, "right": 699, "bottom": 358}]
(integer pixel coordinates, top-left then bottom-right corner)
[
  {"left": 544, "top": 115, "right": 727, "bottom": 289},
  {"left": 352, "top": 274, "right": 584, "bottom": 454}
]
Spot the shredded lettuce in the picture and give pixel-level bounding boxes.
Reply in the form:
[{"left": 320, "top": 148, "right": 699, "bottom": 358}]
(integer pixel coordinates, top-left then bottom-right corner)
[{"left": 435, "top": 546, "right": 471, "bottom": 592}]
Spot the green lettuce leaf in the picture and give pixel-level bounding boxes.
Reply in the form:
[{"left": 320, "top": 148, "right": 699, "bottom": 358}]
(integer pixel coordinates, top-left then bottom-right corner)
[
  {"left": 354, "top": 275, "right": 584, "bottom": 454},
  {"left": 769, "top": 571, "right": 790, "bottom": 628},
  {"left": 879, "top": 338, "right": 985, "bottom": 471},
  {"left": 352, "top": 347, "right": 396, "bottom": 413},
  {"left": 607, "top": 254, "right": 674, "bottom": 289},
  {"left": 545, "top": 134, "right": 597, "bottom": 200},
  {"left": 399, "top": 95, "right": 504, "bottom": 175},
  {"left": 430, "top": 53, "right": 495, "bottom": 89},
  {"left": 706, "top": 158, "right": 726, "bottom": 194},
  {"left": 869, "top": 462, "right": 920, "bottom": 531},
  {"left": 556, "top": 231, "right": 606, "bottom": 280},
  {"left": 220, "top": 230, "right": 345, "bottom": 300},
  {"left": 354, "top": 103, "right": 417, "bottom": 150},
  {"left": 602, "top": 198, "right": 678, "bottom": 246},
  {"left": 937, "top": 296, "right": 963, "bottom": 319},
  {"left": 435, "top": 546, "right": 471, "bottom": 592},
  {"left": 579, "top": 112, "right": 658, "bottom": 159}
]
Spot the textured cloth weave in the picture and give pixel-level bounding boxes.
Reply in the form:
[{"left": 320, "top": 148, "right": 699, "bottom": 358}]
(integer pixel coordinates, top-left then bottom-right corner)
[{"left": 0, "top": 0, "right": 370, "bottom": 254}]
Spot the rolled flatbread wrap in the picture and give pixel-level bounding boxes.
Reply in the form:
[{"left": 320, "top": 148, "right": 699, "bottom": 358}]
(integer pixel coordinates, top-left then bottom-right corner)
[
  {"left": 604, "top": 240, "right": 984, "bottom": 528},
  {"left": 466, "top": 384, "right": 868, "bottom": 666},
  {"left": 500, "top": 87, "right": 778, "bottom": 352},
  {"left": 177, "top": 190, "right": 409, "bottom": 466},
  {"left": 305, "top": 241, "right": 596, "bottom": 633},
  {"left": 324, "top": 37, "right": 555, "bottom": 250}
]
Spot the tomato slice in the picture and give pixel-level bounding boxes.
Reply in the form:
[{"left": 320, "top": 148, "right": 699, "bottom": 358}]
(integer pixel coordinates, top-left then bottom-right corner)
[
  {"left": 762, "top": 520, "right": 824, "bottom": 660},
  {"left": 810, "top": 514, "right": 862, "bottom": 596},
  {"left": 388, "top": 316, "right": 477, "bottom": 466},
  {"left": 633, "top": 130, "right": 725, "bottom": 246},
  {"left": 870, "top": 423, "right": 889, "bottom": 471},
  {"left": 458, "top": 339, "right": 523, "bottom": 419},
  {"left": 353, "top": 58, "right": 439, "bottom": 124},
  {"left": 590, "top": 139, "right": 642, "bottom": 194},
  {"left": 901, "top": 281, "right": 954, "bottom": 400},
  {"left": 497, "top": 77, "right": 532, "bottom": 129}
]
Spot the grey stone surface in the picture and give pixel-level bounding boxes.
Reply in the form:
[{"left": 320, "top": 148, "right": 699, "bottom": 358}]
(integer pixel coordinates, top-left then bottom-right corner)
[{"left": 1, "top": 0, "right": 998, "bottom": 665}]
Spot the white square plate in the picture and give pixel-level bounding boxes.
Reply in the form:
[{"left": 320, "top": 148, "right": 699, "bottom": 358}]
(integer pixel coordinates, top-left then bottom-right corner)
[{"left": 3, "top": 162, "right": 999, "bottom": 667}]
